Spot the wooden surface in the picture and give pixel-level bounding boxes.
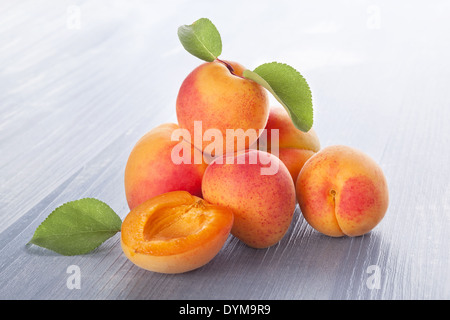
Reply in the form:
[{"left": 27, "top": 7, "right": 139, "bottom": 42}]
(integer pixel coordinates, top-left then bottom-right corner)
[{"left": 0, "top": 0, "right": 449, "bottom": 300}]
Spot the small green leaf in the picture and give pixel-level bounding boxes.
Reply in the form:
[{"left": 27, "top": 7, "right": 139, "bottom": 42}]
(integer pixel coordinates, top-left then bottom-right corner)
[
  {"left": 178, "top": 18, "right": 222, "bottom": 62},
  {"left": 243, "top": 62, "right": 313, "bottom": 132},
  {"left": 29, "top": 198, "right": 122, "bottom": 256}
]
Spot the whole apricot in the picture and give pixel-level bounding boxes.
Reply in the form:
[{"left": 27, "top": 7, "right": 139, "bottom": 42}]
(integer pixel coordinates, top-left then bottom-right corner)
[
  {"left": 296, "top": 145, "right": 389, "bottom": 237},
  {"left": 121, "top": 191, "right": 234, "bottom": 274},
  {"left": 256, "top": 105, "right": 320, "bottom": 182},
  {"left": 202, "top": 150, "right": 296, "bottom": 248},
  {"left": 176, "top": 60, "right": 269, "bottom": 157},
  {"left": 124, "top": 123, "right": 207, "bottom": 210}
]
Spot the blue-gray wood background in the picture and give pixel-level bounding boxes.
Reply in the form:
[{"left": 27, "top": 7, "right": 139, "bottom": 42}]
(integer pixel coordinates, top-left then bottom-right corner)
[{"left": 0, "top": 0, "right": 449, "bottom": 299}]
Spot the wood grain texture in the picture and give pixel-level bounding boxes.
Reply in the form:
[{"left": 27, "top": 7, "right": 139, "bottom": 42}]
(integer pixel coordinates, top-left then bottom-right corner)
[{"left": 0, "top": 0, "right": 449, "bottom": 300}]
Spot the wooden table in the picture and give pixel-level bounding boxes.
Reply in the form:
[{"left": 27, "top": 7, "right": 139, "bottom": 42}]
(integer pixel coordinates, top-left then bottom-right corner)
[{"left": 1, "top": 0, "right": 449, "bottom": 300}]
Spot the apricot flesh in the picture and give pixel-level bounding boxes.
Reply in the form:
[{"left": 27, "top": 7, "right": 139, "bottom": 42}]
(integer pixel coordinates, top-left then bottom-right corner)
[
  {"left": 296, "top": 145, "right": 389, "bottom": 237},
  {"left": 121, "top": 191, "right": 234, "bottom": 274},
  {"left": 176, "top": 60, "right": 269, "bottom": 157},
  {"left": 124, "top": 123, "right": 207, "bottom": 210},
  {"left": 256, "top": 105, "right": 321, "bottom": 182},
  {"left": 202, "top": 150, "right": 296, "bottom": 248}
]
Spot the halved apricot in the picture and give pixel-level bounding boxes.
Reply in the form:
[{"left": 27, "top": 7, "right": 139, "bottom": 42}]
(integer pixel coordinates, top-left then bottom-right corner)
[{"left": 121, "top": 191, "right": 234, "bottom": 273}]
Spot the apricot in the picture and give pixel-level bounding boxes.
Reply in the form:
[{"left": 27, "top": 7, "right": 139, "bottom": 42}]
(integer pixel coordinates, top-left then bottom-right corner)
[
  {"left": 124, "top": 123, "right": 207, "bottom": 210},
  {"left": 296, "top": 145, "right": 389, "bottom": 237},
  {"left": 176, "top": 60, "right": 269, "bottom": 157},
  {"left": 202, "top": 150, "right": 296, "bottom": 248},
  {"left": 256, "top": 105, "right": 321, "bottom": 182},
  {"left": 121, "top": 191, "right": 234, "bottom": 274}
]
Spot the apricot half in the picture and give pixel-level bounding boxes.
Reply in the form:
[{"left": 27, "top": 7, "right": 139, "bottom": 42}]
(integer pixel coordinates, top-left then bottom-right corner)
[{"left": 121, "top": 191, "right": 234, "bottom": 273}]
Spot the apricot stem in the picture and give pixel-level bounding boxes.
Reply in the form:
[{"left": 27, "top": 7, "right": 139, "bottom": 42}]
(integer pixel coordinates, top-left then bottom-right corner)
[{"left": 216, "top": 58, "right": 244, "bottom": 79}]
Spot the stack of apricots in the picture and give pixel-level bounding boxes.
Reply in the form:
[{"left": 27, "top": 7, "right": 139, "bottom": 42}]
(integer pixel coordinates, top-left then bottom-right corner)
[{"left": 120, "top": 59, "right": 389, "bottom": 274}]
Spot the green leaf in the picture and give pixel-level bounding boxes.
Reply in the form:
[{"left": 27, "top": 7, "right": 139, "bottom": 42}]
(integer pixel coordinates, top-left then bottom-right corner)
[
  {"left": 243, "top": 62, "right": 313, "bottom": 132},
  {"left": 178, "top": 18, "right": 222, "bottom": 62},
  {"left": 29, "top": 198, "right": 122, "bottom": 256}
]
